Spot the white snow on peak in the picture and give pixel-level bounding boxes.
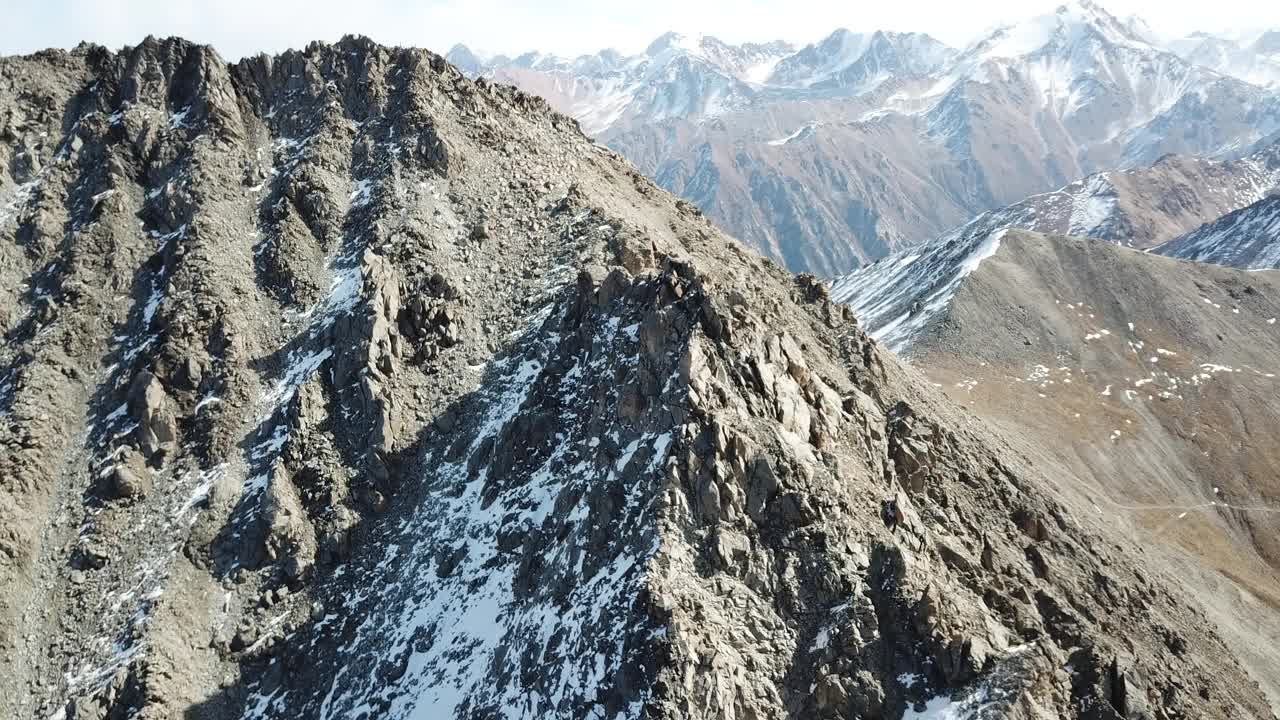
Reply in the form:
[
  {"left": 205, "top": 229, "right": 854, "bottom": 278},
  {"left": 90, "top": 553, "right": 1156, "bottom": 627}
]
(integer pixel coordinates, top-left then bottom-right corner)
[
  {"left": 504, "top": 32, "right": 795, "bottom": 135},
  {"left": 767, "top": 29, "right": 955, "bottom": 91},
  {"left": 1164, "top": 31, "right": 1280, "bottom": 88},
  {"left": 646, "top": 32, "right": 705, "bottom": 58},
  {"left": 973, "top": 0, "right": 1154, "bottom": 61},
  {"left": 799, "top": 30, "right": 877, "bottom": 84},
  {"left": 918, "top": 1, "right": 1201, "bottom": 134}
]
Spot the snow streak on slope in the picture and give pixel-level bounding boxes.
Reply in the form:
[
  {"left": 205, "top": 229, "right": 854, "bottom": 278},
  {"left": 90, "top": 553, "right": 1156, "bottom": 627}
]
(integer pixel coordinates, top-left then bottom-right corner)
[
  {"left": 830, "top": 227, "right": 1006, "bottom": 354},
  {"left": 766, "top": 124, "right": 816, "bottom": 146},
  {"left": 1067, "top": 173, "right": 1118, "bottom": 236},
  {"left": 1156, "top": 195, "right": 1280, "bottom": 269},
  {"left": 0, "top": 180, "right": 38, "bottom": 227}
]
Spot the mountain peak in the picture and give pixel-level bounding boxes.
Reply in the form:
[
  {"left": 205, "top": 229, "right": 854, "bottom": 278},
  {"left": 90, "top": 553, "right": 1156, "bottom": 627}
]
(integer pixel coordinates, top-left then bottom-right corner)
[
  {"left": 1120, "top": 13, "right": 1159, "bottom": 44},
  {"left": 445, "top": 43, "right": 488, "bottom": 75},
  {"left": 1057, "top": 0, "right": 1105, "bottom": 14},
  {"left": 971, "top": 0, "right": 1152, "bottom": 60},
  {"left": 1253, "top": 29, "right": 1280, "bottom": 55},
  {"left": 645, "top": 31, "right": 698, "bottom": 56},
  {"left": 7, "top": 35, "right": 1279, "bottom": 720}
]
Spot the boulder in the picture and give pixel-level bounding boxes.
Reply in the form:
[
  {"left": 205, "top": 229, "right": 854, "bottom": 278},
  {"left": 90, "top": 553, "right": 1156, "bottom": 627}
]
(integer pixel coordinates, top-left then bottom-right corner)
[
  {"left": 128, "top": 371, "right": 179, "bottom": 461},
  {"left": 109, "top": 450, "right": 152, "bottom": 500}
]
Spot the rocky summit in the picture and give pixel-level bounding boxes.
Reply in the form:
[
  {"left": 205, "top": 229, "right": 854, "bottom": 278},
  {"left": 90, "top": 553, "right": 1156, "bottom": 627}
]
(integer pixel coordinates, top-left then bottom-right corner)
[{"left": 1, "top": 36, "right": 1277, "bottom": 720}]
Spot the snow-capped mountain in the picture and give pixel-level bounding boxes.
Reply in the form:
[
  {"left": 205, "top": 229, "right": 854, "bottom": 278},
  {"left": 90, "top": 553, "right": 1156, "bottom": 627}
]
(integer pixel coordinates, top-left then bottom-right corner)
[
  {"left": 447, "top": 34, "right": 798, "bottom": 134},
  {"left": 1156, "top": 194, "right": 1280, "bottom": 269},
  {"left": 903, "top": 1, "right": 1280, "bottom": 171},
  {"left": 1166, "top": 30, "right": 1280, "bottom": 89},
  {"left": 932, "top": 1, "right": 1224, "bottom": 153},
  {"left": 447, "top": 29, "right": 954, "bottom": 136},
  {"left": 471, "top": 1, "right": 1280, "bottom": 274},
  {"left": 764, "top": 29, "right": 956, "bottom": 91}
]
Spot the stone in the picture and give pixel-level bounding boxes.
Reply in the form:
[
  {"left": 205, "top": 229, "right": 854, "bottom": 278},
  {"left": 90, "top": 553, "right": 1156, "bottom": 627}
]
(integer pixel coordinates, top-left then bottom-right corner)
[
  {"left": 127, "top": 371, "right": 178, "bottom": 461},
  {"left": 110, "top": 458, "right": 151, "bottom": 500}
]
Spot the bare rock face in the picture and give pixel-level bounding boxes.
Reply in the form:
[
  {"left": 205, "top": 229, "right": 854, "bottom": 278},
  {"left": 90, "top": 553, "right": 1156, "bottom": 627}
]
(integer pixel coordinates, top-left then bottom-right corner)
[
  {"left": 128, "top": 370, "right": 179, "bottom": 461},
  {"left": 0, "top": 35, "right": 1276, "bottom": 720}
]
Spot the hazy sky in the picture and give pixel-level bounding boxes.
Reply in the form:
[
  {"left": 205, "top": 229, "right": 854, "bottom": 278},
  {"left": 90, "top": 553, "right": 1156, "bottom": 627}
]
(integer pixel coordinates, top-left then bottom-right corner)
[{"left": 1, "top": 0, "right": 1277, "bottom": 60}]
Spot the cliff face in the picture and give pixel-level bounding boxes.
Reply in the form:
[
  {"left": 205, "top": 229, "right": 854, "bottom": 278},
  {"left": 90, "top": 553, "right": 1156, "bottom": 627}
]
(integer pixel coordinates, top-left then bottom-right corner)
[{"left": 1, "top": 37, "right": 1275, "bottom": 720}]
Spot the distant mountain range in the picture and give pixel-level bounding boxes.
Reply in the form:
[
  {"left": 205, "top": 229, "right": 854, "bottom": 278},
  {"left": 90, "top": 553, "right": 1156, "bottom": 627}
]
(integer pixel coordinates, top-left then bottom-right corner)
[
  {"left": 453, "top": 1, "right": 1280, "bottom": 274},
  {"left": 1167, "top": 30, "right": 1280, "bottom": 89}
]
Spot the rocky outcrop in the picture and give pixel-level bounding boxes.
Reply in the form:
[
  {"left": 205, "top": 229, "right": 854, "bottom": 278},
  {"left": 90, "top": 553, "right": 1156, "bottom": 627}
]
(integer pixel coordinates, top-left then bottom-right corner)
[
  {"left": 108, "top": 450, "right": 152, "bottom": 500},
  {"left": 128, "top": 371, "right": 179, "bottom": 461}
]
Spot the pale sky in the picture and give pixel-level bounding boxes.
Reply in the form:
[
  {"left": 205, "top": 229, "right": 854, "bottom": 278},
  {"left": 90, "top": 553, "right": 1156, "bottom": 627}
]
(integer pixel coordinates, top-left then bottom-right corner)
[{"left": 1, "top": 0, "right": 1277, "bottom": 61}]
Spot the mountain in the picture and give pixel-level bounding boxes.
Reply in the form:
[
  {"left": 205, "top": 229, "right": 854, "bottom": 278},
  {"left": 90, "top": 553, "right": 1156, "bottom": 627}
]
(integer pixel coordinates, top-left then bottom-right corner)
[
  {"left": 1166, "top": 30, "right": 1280, "bottom": 89},
  {"left": 828, "top": 141, "right": 1280, "bottom": 353},
  {"left": 1156, "top": 194, "right": 1280, "bottom": 269},
  {"left": 446, "top": 34, "right": 799, "bottom": 135},
  {"left": 467, "top": 1, "right": 1280, "bottom": 274},
  {"left": 3, "top": 35, "right": 1278, "bottom": 720},
  {"left": 930, "top": 0, "right": 1279, "bottom": 167},
  {"left": 763, "top": 29, "right": 957, "bottom": 91},
  {"left": 837, "top": 230, "right": 1280, "bottom": 706}
]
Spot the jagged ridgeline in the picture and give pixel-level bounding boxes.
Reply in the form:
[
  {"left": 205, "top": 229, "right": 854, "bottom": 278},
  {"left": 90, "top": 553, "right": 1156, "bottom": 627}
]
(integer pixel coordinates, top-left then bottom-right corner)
[{"left": 0, "top": 36, "right": 1274, "bottom": 720}]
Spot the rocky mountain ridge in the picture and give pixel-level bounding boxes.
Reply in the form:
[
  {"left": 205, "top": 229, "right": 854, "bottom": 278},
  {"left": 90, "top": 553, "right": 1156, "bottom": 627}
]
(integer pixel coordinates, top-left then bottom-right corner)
[{"left": 1, "top": 34, "right": 1277, "bottom": 720}]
